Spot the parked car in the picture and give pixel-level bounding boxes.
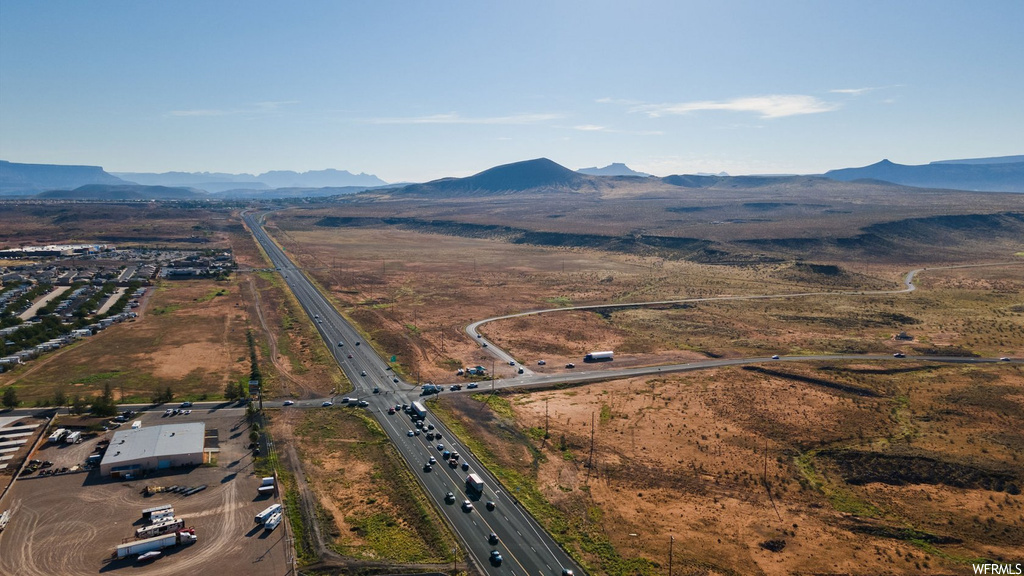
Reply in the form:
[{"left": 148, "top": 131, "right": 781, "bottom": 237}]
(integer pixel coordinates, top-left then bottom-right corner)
[{"left": 565, "top": 363, "right": 575, "bottom": 368}]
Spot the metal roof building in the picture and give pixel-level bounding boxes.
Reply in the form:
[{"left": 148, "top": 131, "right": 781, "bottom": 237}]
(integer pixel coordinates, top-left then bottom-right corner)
[{"left": 100, "top": 422, "right": 206, "bottom": 477}]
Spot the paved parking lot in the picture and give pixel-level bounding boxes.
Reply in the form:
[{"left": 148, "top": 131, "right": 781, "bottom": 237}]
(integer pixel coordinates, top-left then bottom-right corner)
[{"left": 0, "top": 408, "right": 290, "bottom": 576}]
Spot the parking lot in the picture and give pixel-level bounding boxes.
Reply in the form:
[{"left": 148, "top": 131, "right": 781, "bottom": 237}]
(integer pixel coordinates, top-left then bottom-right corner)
[{"left": 0, "top": 407, "right": 290, "bottom": 576}]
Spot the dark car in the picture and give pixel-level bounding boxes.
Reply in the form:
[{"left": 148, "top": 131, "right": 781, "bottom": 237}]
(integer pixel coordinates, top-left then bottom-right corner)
[
  {"left": 490, "top": 550, "right": 502, "bottom": 565},
  {"left": 488, "top": 532, "right": 499, "bottom": 544},
  {"left": 486, "top": 500, "right": 496, "bottom": 511}
]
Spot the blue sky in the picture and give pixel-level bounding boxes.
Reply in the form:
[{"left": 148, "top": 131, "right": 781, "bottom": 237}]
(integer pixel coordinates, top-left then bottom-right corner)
[{"left": 1, "top": 1, "right": 1021, "bottom": 182}]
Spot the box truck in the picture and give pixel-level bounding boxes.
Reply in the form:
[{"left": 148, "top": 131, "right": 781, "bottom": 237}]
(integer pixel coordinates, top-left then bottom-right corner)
[{"left": 465, "top": 473, "right": 485, "bottom": 493}]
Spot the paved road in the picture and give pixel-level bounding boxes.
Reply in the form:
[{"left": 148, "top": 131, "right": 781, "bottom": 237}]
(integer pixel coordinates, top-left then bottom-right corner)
[{"left": 242, "top": 211, "right": 580, "bottom": 576}]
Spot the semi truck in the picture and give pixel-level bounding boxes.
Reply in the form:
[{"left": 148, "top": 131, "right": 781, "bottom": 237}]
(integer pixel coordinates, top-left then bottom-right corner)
[
  {"left": 114, "top": 528, "right": 196, "bottom": 560},
  {"left": 136, "top": 517, "right": 185, "bottom": 539},
  {"left": 465, "top": 473, "right": 485, "bottom": 493},
  {"left": 411, "top": 401, "right": 428, "bottom": 419},
  {"left": 255, "top": 503, "right": 282, "bottom": 524},
  {"left": 584, "top": 351, "right": 614, "bottom": 362}
]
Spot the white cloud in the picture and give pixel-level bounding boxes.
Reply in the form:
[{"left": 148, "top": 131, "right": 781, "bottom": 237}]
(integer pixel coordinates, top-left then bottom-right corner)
[
  {"left": 632, "top": 94, "right": 840, "bottom": 119},
  {"left": 829, "top": 87, "right": 876, "bottom": 95},
  {"left": 573, "top": 124, "right": 607, "bottom": 131},
  {"left": 366, "top": 112, "right": 561, "bottom": 125}
]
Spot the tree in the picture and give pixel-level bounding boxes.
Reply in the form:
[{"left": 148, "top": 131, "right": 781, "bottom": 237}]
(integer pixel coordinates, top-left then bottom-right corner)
[
  {"left": 224, "top": 380, "right": 239, "bottom": 401},
  {"left": 53, "top": 387, "right": 67, "bottom": 409},
  {"left": 91, "top": 382, "right": 117, "bottom": 417},
  {"left": 70, "top": 394, "right": 89, "bottom": 415},
  {"left": 2, "top": 387, "right": 18, "bottom": 409}
]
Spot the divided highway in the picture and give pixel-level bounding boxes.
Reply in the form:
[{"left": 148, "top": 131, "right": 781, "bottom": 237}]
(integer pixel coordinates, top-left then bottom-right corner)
[{"left": 242, "top": 212, "right": 581, "bottom": 576}]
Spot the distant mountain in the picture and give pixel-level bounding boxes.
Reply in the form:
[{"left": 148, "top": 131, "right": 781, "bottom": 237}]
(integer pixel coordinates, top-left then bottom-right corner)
[
  {"left": 661, "top": 174, "right": 829, "bottom": 189},
  {"left": 824, "top": 158, "right": 1024, "bottom": 192},
  {"left": 115, "top": 168, "right": 386, "bottom": 191},
  {"left": 37, "top": 184, "right": 206, "bottom": 200},
  {"left": 396, "top": 158, "right": 587, "bottom": 196},
  {"left": 577, "top": 163, "right": 652, "bottom": 177},
  {"left": 930, "top": 155, "right": 1024, "bottom": 165},
  {"left": 1, "top": 160, "right": 129, "bottom": 196}
]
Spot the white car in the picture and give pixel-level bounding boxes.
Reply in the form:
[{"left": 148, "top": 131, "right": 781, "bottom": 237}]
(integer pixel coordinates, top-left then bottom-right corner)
[
  {"left": 1000, "top": 357, "right": 1011, "bottom": 361},
  {"left": 771, "top": 355, "right": 780, "bottom": 360},
  {"left": 537, "top": 360, "right": 546, "bottom": 365},
  {"left": 283, "top": 400, "right": 295, "bottom": 406},
  {"left": 321, "top": 401, "right": 334, "bottom": 407}
]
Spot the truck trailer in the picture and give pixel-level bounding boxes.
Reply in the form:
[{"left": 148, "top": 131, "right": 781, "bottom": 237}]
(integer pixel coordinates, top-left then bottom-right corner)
[
  {"left": 583, "top": 351, "right": 614, "bottom": 362},
  {"left": 411, "top": 401, "right": 428, "bottom": 419},
  {"left": 48, "top": 428, "right": 68, "bottom": 443},
  {"left": 263, "top": 511, "right": 283, "bottom": 531},
  {"left": 114, "top": 528, "right": 196, "bottom": 560},
  {"left": 141, "top": 504, "right": 172, "bottom": 519},
  {"left": 65, "top": 431, "right": 82, "bottom": 444},
  {"left": 136, "top": 517, "right": 185, "bottom": 539},
  {"left": 465, "top": 473, "right": 485, "bottom": 493},
  {"left": 255, "top": 503, "right": 282, "bottom": 524}
]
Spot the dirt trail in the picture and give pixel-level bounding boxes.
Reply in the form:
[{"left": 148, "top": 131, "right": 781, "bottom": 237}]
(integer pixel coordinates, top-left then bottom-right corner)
[{"left": 246, "top": 276, "right": 318, "bottom": 399}]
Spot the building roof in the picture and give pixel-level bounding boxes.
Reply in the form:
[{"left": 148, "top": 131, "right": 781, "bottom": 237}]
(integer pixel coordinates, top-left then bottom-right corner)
[{"left": 101, "top": 422, "right": 205, "bottom": 468}]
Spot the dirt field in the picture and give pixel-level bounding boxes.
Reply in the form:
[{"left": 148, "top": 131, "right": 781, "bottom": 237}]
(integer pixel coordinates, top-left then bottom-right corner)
[
  {"left": 0, "top": 279, "right": 250, "bottom": 404},
  {"left": 0, "top": 408, "right": 288, "bottom": 576},
  {"left": 436, "top": 360, "right": 1023, "bottom": 576}
]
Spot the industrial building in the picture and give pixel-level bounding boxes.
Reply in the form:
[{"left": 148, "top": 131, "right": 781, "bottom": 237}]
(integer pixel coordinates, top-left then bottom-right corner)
[{"left": 100, "top": 422, "right": 206, "bottom": 477}]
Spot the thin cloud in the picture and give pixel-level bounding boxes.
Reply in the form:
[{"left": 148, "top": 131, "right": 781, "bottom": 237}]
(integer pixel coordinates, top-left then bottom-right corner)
[
  {"left": 571, "top": 124, "right": 663, "bottom": 136},
  {"left": 632, "top": 94, "right": 840, "bottom": 119},
  {"left": 829, "top": 87, "right": 876, "bottom": 95},
  {"left": 366, "top": 112, "right": 561, "bottom": 125},
  {"left": 573, "top": 124, "right": 607, "bottom": 131},
  {"left": 169, "top": 100, "right": 298, "bottom": 117}
]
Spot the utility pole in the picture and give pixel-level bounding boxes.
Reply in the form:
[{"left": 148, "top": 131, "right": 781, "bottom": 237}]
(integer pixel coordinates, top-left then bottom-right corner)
[
  {"left": 586, "top": 411, "right": 595, "bottom": 483},
  {"left": 545, "top": 398, "right": 550, "bottom": 439},
  {"left": 668, "top": 535, "right": 674, "bottom": 576}
]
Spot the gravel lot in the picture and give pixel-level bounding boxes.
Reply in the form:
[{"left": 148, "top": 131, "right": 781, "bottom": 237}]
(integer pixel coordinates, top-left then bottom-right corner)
[{"left": 0, "top": 408, "right": 290, "bottom": 576}]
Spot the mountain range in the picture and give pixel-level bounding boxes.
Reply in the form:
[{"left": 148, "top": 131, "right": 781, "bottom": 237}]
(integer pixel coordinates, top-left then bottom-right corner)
[
  {"left": 824, "top": 157, "right": 1024, "bottom": 192},
  {"left": 2, "top": 155, "right": 1022, "bottom": 199}
]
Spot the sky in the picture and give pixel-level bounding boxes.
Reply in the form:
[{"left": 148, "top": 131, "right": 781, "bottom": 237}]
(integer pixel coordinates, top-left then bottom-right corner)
[{"left": 1, "top": 1, "right": 1022, "bottom": 182}]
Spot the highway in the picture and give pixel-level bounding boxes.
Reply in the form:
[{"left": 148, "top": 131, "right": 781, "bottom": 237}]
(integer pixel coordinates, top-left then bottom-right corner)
[{"left": 242, "top": 212, "right": 581, "bottom": 576}]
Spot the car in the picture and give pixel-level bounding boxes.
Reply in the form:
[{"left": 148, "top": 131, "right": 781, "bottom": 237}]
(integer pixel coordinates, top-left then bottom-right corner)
[
  {"left": 355, "top": 341, "right": 360, "bottom": 346},
  {"left": 508, "top": 360, "right": 515, "bottom": 366},
  {"left": 184, "top": 409, "right": 192, "bottom": 415},
  {"left": 538, "top": 360, "right": 546, "bottom": 365},
  {"left": 434, "top": 432, "right": 442, "bottom": 440},
  {"left": 562, "top": 570, "right": 575, "bottom": 576},
  {"left": 771, "top": 355, "right": 780, "bottom": 360},
  {"left": 488, "top": 532, "right": 499, "bottom": 544},
  {"left": 477, "top": 334, "right": 482, "bottom": 338},
  {"left": 414, "top": 429, "right": 421, "bottom": 436},
  {"left": 341, "top": 397, "right": 352, "bottom": 403},
  {"left": 360, "top": 370, "right": 367, "bottom": 376},
  {"left": 388, "top": 407, "right": 396, "bottom": 414},
  {"left": 1000, "top": 357, "right": 1011, "bottom": 361},
  {"left": 462, "top": 461, "right": 469, "bottom": 471},
  {"left": 180, "top": 401, "right": 192, "bottom": 408},
  {"left": 283, "top": 400, "right": 295, "bottom": 406},
  {"left": 358, "top": 400, "right": 369, "bottom": 407},
  {"left": 445, "top": 491, "right": 456, "bottom": 503},
  {"left": 427, "top": 423, "right": 434, "bottom": 430},
  {"left": 423, "top": 463, "right": 432, "bottom": 472},
  {"left": 407, "top": 430, "right": 415, "bottom": 436},
  {"left": 337, "top": 341, "right": 344, "bottom": 346},
  {"left": 565, "top": 363, "right": 575, "bottom": 368},
  {"left": 482, "top": 343, "right": 488, "bottom": 347},
  {"left": 321, "top": 401, "right": 334, "bottom": 407},
  {"left": 393, "top": 378, "right": 399, "bottom": 383},
  {"left": 462, "top": 500, "right": 474, "bottom": 511},
  {"left": 518, "top": 368, "right": 524, "bottom": 374},
  {"left": 486, "top": 500, "right": 496, "bottom": 510},
  {"left": 893, "top": 352, "right": 906, "bottom": 358},
  {"left": 163, "top": 409, "right": 173, "bottom": 416},
  {"left": 318, "top": 319, "right": 322, "bottom": 323},
  {"left": 490, "top": 550, "right": 503, "bottom": 565},
  {"left": 428, "top": 456, "right": 436, "bottom": 464},
  {"left": 395, "top": 404, "right": 402, "bottom": 411},
  {"left": 451, "top": 452, "right": 460, "bottom": 460},
  {"left": 314, "top": 314, "right": 319, "bottom": 318},
  {"left": 373, "top": 387, "right": 380, "bottom": 394},
  {"left": 436, "top": 444, "right": 444, "bottom": 451},
  {"left": 443, "top": 450, "right": 451, "bottom": 459}
]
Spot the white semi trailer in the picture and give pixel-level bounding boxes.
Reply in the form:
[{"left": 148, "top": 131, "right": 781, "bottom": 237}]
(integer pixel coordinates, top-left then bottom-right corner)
[
  {"left": 114, "top": 528, "right": 196, "bottom": 560},
  {"left": 584, "top": 351, "right": 614, "bottom": 362}
]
